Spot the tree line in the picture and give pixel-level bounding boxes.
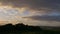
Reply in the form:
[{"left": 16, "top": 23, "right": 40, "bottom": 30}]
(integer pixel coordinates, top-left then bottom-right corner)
[{"left": 0, "top": 23, "right": 42, "bottom": 33}]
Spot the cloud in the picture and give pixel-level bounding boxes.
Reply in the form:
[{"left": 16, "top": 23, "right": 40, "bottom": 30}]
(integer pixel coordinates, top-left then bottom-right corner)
[
  {"left": 0, "top": 0, "right": 60, "bottom": 12},
  {"left": 22, "top": 15, "right": 60, "bottom": 26},
  {"left": 23, "top": 15, "right": 60, "bottom": 22},
  {"left": 0, "top": 0, "right": 60, "bottom": 26}
]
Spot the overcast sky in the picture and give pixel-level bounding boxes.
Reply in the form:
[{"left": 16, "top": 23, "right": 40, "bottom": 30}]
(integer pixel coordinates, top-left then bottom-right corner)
[{"left": 0, "top": 0, "right": 60, "bottom": 26}]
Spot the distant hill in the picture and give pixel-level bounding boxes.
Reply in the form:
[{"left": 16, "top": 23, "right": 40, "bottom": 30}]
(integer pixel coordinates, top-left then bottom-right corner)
[{"left": 0, "top": 23, "right": 60, "bottom": 34}]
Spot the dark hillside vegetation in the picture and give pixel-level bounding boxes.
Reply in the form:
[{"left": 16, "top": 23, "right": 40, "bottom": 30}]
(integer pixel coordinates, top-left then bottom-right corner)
[{"left": 0, "top": 23, "right": 60, "bottom": 34}]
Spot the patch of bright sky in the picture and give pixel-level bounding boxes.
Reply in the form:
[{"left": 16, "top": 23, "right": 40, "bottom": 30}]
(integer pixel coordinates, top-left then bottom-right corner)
[
  {"left": 0, "top": 6, "right": 30, "bottom": 21},
  {"left": 21, "top": 10, "right": 30, "bottom": 17}
]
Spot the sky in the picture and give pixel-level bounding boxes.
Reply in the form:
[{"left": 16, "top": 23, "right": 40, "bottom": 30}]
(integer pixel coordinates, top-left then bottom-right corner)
[{"left": 0, "top": 0, "right": 60, "bottom": 26}]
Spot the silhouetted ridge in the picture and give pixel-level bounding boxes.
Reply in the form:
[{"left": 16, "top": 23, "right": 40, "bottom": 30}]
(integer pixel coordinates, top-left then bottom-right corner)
[
  {"left": 0, "top": 23, "right": 42, "bottom": 33},
  {"left": 0, "top": 23, "right": 60, "bottom": 34}
]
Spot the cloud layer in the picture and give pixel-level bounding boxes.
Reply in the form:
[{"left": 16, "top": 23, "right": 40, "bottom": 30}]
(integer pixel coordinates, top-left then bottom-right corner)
[
  {"left": 24, "top": 15, "right": 60, "bottom": 21},
  {"left": 0, "top": 0, "right": 60, "bottom": 12},
  {"left": 0, "top": 0, "right": 60, "bottom": 26}
]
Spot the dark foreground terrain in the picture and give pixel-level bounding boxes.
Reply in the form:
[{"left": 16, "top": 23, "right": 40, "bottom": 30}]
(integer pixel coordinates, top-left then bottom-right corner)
[{"left": 0, "top": 23, "right": 60, "bottom": 34}]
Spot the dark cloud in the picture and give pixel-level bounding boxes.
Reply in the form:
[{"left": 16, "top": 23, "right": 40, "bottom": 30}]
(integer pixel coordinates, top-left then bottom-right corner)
[
  {"left": 0, "top": 0, "right": 60, "bottom": 12},
  {"left": 23, "top": 15, "right": 60, "bottom": 22}
]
